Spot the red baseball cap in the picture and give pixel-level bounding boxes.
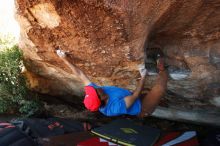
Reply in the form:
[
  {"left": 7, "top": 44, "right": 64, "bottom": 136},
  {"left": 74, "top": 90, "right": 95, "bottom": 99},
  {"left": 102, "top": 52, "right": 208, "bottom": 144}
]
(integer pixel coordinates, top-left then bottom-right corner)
[{"left": 83, "top": 86, "right": 101, "bottom": 112}]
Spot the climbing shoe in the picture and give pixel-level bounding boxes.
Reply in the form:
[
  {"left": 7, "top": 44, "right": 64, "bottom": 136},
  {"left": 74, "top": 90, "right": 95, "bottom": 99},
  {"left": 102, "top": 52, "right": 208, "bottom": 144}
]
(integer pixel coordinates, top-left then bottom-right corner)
[{"left": 145, "top": 48, "right": 166, "bottom": 74}]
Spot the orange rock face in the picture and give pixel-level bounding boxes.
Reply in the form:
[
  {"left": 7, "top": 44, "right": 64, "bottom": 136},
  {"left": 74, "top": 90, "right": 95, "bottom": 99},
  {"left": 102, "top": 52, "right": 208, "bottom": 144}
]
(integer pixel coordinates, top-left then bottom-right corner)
[{"left": 16, "top": 0, "right": 220, "bottom": 117}]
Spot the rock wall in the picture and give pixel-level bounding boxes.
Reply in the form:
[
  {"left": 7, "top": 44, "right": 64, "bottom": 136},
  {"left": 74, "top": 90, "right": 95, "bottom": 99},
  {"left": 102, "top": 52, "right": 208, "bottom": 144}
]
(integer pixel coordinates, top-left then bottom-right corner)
[{"left": 15, "top": 0, "right": 220, "bottom": 119}]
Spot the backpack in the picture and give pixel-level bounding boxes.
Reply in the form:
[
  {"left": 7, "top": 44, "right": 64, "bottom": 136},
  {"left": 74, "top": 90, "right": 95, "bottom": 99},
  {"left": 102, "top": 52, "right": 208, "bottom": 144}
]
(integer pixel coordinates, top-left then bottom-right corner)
[
  {"left": 11, "top": 117, "right": 84, "bottom": 138},
  {"left": 0, "top": 121, "right": 36, "bottom": 146}
]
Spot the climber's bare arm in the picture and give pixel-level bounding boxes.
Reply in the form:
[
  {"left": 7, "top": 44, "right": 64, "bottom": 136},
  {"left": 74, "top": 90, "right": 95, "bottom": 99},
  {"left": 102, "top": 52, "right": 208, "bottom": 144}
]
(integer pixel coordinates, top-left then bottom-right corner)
[
  {"left": 60, "top": 57, "right": 91, "bottom": 85},
  {"left": 124, "top": 75, "right": 146, "bottom": 108},
  {"left": 56, "top": 50, "right": 91, "bottom": 85}
]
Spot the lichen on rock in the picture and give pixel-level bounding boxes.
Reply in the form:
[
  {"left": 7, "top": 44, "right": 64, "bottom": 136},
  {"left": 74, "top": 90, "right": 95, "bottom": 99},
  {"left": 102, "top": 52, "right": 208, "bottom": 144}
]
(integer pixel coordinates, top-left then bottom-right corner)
[{"left": 29, "top": 3, "right": 61, "bottom": 29}]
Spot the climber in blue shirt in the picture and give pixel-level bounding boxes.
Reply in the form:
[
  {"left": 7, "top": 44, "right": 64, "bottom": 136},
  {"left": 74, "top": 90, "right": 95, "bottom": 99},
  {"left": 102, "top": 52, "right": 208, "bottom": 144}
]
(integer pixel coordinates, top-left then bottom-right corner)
[{"left": 56, "top": 48, "right": 168, "bottom": 117}]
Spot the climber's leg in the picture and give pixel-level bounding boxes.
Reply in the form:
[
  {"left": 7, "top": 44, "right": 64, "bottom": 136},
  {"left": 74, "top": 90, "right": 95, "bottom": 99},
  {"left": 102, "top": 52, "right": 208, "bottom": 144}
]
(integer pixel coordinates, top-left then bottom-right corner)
[{"left": 139, "top": 58, "right": 168, "bottom": 117}]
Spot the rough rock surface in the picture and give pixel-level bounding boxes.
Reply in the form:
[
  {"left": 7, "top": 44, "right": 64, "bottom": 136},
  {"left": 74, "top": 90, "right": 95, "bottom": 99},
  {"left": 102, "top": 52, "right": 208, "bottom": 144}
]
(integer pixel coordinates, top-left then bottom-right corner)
[{"left": 15, "top": 0, "right": 220, "bottom": 121}]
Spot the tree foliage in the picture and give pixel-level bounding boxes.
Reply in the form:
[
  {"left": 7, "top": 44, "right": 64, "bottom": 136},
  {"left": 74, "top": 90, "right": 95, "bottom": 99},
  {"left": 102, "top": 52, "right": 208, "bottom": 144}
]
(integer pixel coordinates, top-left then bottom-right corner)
[{"left": 0, "top": 38, "right": 42, "bottom": 116}]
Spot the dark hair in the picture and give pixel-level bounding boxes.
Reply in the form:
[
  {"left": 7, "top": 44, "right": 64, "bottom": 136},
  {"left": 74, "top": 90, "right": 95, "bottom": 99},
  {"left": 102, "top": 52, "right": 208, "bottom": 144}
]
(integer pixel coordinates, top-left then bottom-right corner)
[
  {"left": 95, "top": 88, "right": 107, "bottom": 107},
  {"left": 100, "top": 100, "right": 106, "bottom": 107}
]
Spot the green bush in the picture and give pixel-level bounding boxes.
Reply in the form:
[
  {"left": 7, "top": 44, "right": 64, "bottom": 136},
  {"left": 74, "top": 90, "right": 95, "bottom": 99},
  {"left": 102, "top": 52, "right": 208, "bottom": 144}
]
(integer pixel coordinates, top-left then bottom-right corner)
[{"left": 0, "top": 40, "right": 42, "bottom": 116}]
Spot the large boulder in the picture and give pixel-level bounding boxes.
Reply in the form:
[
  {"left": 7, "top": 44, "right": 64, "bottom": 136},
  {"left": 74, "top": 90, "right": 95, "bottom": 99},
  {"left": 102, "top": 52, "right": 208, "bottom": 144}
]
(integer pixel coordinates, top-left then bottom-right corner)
[{"left": 15, "top": 0, "right": 220, "bottom": 124}]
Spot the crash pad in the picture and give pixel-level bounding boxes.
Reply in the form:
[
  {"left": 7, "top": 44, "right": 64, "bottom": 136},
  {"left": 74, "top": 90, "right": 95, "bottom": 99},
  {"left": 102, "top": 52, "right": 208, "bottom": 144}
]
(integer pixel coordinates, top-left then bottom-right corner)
[
  {"left": 91, "top": 119, "right": 160, "bottom": 146},
  {"left": 154, "top": 131, "right": 199, "bottom": 146}
]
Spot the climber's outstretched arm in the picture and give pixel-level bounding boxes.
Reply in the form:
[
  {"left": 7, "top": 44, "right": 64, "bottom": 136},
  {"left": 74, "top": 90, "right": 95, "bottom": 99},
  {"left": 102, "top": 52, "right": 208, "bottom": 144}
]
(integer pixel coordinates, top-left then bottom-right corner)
[
  {"left": 56, "top": 50, "right": 91, "bottom": 86},
  {"left": 124, "top": 65, "right": 147, "bottom": 108},
  {"left": 124, "top": 75, "right": 146, "bottom": 108}
]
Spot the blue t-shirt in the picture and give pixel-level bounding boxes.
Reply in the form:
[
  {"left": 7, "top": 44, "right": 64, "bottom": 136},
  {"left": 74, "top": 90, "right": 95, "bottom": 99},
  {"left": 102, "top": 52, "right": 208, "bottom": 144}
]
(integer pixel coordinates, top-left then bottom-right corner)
[{"left": 88, "top": 83, "right": 141, "bottom": 116}]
